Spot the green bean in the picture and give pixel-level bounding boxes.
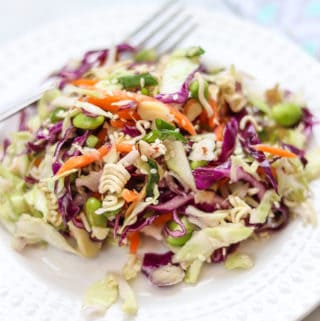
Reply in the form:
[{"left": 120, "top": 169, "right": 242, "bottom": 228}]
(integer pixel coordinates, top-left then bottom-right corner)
[
  {"left": 189, "top": 80, "right": 209, "bottom": 100},
  {"left": 165, "top": 216, "right": 193, "bottom": 247},
  {"left": 84, "top": 197, "right": 106, "bottom": 227},
  {"left": 50, "top": 107, "right": 66, "bottom": 123},
  {"left": 190, "top": 160, "right": 208, "bottom": 170},
  {"left": 86, "top": 135, "right": 99, "bottom": 148},
  {"left": 73, "top": 113, "right": 105, "bottom": 130},
  {"left": 271, "top": 102, "right": 302, "bottom": 127}
]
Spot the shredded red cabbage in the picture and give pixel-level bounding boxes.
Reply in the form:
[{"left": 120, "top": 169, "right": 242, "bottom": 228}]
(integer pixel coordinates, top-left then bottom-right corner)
[
  {"left": 193, "top": 161, "right": 266, "bottom": 199},
  {"left": 148, "top": 194, "right": 193, "bottom": 213},
  {"left": 155, "top": 68, "right": 199, "bottom": 104},
  {"left": 163, "top": 211, "right": 186, "bottom": 238},
  {"left": 52, "top": 127, "right": 75, "bottom": 174},
  {"left": 214, "top": 118, "right": 238, "bottom": 165},
  {"left": 142, "top": 251, "right": 174, "bottom": 277},
  {"left": 123, "top": 125, "right": 141, "bottom": 137},
  {"left": 27, "top": 121, "right": 63, "bottom": 153},
  {"left": 1, "top": 138, "right": 10, "bottom": 161},
  {"left": 58, "top": 178, "right": 80, "bottom": 223},
  {"left": 256, "top": 203, "right": 289, "bottom": 232},
  {"left": 211, "top": 243, "right": 239, "bottom": 263},
  {"left": 55, "top": 43, "right": 135, "bottom": 88},
  {"left": 301, "top": 107, "right": 319, "bottom": 139},
  {"left": 24, "top": 175, "right": 39, "bottom": 184},
  {"left": 18, "top": 110, "right": 28, "bottom": 131},
  {"left": 282, "top": 143, "right": 307, "bottom": 167},
  {"left": 239, "top": 123, "right": 277, "bottom": 191},
  {"left": 193, "top": 161, "right": 231, "bottom": 190}
]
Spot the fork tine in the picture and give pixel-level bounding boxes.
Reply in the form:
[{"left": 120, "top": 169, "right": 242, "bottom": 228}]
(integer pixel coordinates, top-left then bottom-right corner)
[
  {"left": 160, "top": 22, "right": 198, "bottom": 54},
  {"left": 135, "top": 6, "right": 184, "bottom": 48},
  {"left": 123, "top": 0, "right": 176, "bottom": 43},
  {"left": 152, "top": 15, "right": 192, "bottom": 50}
]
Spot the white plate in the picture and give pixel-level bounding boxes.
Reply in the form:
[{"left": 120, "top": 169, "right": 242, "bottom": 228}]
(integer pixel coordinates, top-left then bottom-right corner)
[{"left": 1, "top": 3, "right": 320, "bottom": 321}]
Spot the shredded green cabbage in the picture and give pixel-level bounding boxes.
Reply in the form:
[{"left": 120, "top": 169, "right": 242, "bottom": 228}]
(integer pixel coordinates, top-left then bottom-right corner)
[{"left": 224, "top": 252, "right": 254, "bottom": 270}]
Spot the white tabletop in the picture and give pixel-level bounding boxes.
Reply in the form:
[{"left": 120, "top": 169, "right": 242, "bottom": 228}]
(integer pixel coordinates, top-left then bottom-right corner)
[{"left": 0, "top": 0, "right": 319, "bottom": 320}]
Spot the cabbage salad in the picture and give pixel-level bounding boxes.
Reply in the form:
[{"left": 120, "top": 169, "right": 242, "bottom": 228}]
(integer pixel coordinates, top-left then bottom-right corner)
[{"left": 0, "top": 44, "right": 319, "bottom": 315}]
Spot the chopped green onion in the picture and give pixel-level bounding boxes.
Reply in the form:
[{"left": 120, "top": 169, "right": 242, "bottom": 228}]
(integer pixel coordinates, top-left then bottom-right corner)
[
  {"left": 118, "top": 73, "right": 158, "bottom": 89},
  {"left": 134, "top": 49, "right": 157, "bottom": 62},
  {"left": 146, "top": 158, "right": 160, "bottom": 197}
]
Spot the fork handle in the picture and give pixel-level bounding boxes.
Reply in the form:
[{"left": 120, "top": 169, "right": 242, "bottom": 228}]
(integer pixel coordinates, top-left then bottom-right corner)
[{"left": 0, "top": 80, "right": 55, "bottom": 122}]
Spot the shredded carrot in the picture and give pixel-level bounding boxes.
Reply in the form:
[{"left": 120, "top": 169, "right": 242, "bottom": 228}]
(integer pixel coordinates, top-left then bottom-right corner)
[
  {"left": 86, "top": 91, "right": 138, "bottom": 113},
  {"left": 116, "top": 143, "right": 135, "bottom": 153},
  {"left": 127, "top": 231, "right": 141, "bottom": 254},
  {"left": 166, "top": 104, "right": 197, "bottom": 135},
  {"left": 199, "top": 109, "right": 208, "bottom": 126},
  {"left": 122, "top": 189, "right": 139, "bottom": 203},
  {"left": 253, "top": 144, "right": 297, "bottom": 158},
  {"left": 96, "top": 127, "right": 108, "bottom": 147},
  {"left": 153, "top": 213, "right": 173, "bottom": 227},
  {"left": 214, "top": 123, "right": 225, "bottom": 141},
  {"left": 208, "top": 99, "right": 218, "bottom": 129},
  {"left": 271, "top": 167, "right": 277, "bottom": 178},
  {"left": 110, "top": 119, "right": 126, "bottom": 129},
  {"left": 118, "top": 109, "right": 140, "bottom": 121},
  {"left": 217, "top": 177, "right": 229, "bottom": 189},
  {"left": 124, "top": 186, "right": 146, "bottom": 218},
  {"left": 87, "top": 90, "right": 196, "bottom": 135},
  {"left": 70, "top": 78, "right": 98, "bottom": 87},
  {"left": 34, "top": 155, "right": 43, "bottom": 167},
  {"left": 56, "top": 145, "right": 110, "bottom": 175}
]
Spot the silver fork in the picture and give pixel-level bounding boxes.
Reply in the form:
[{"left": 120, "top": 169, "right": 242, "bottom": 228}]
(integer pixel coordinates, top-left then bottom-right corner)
[{"left": 0, "top": 0, "right": 197, "bottom": 122}]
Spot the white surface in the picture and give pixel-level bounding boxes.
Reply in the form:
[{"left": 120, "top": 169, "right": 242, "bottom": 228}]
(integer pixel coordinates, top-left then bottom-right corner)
[{"left": 0, "top": 1, "right": 320, "bottom": 321}]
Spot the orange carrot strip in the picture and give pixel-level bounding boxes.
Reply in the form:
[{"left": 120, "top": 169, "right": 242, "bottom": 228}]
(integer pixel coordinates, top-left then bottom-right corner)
[
  {"left": 214, "top": 123, "right": 225, "bottom": 141},
  {"left": 124, "top": 186, "right": 146, "bottom": 218},
  {"left": 153, "top": 213, "right": 173, "bottom": 227},
  {"left": 208, "top": 99, "right": 218, "bottom": 129},
  {"left": 217, "top": 177, "right": 229, "bottom": 189},
  {"left": 34, "top": 155, "right": 43, "bottom": 167},
  {"left": 116, "top": 143, "right": 135, "bottom": 153},
  {"left": 122, "top": 189, "right": 139, "bottom": 203},
  {"left": 166, "top": 104, "right": 197, "bottom": 135},
  {"left": 253, "top": 144, "right": 297, "bottom": 158},
  {"left": 127, "top": 231, "right": 141, "bottom": 254},
  {"left": 86, "top": 91, "right": 138, "bottom": 113},
  {"left": 96, "top": 127, "right": 108, "bottom": 147},
  {"left": 87, "top": 90, "right": 196, "bottom": 135},
  {"left": 70, "top": 78, "right": 98, "bottom": 87},
  {"left": 110, "top": 119, "right": 126, "bottom": 129},
  {"left": 57, "top": 145, "right": 110, "bottom": 175},
  {"left": 118, "top": 109, "right": 140, "bottom": 121}
]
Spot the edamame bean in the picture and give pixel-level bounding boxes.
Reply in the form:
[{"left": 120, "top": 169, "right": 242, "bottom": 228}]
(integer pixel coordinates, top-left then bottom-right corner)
[
  {"left": 86, "top": 135, "right": 99, "bottom": 148},
  {"left": 165, "top": 216, "right": 193, "bottom": 247},
  {"left": 189, "top": 80, "right": 209, "bottom": 100},
  {"left": 271, "top": 102, "right": 302, "bottom": 127},
  {"left": 50, "top": 107, "right": 66, "bottom": 123},
  {"left": 73, "top": 113, "right": 105, "bottom": 130},
  {"left": 190, "top": 160, "right": 208, "bottom": 170},
  {"left": 85, "top": 197, "right": 106, "bottom": 227}
]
